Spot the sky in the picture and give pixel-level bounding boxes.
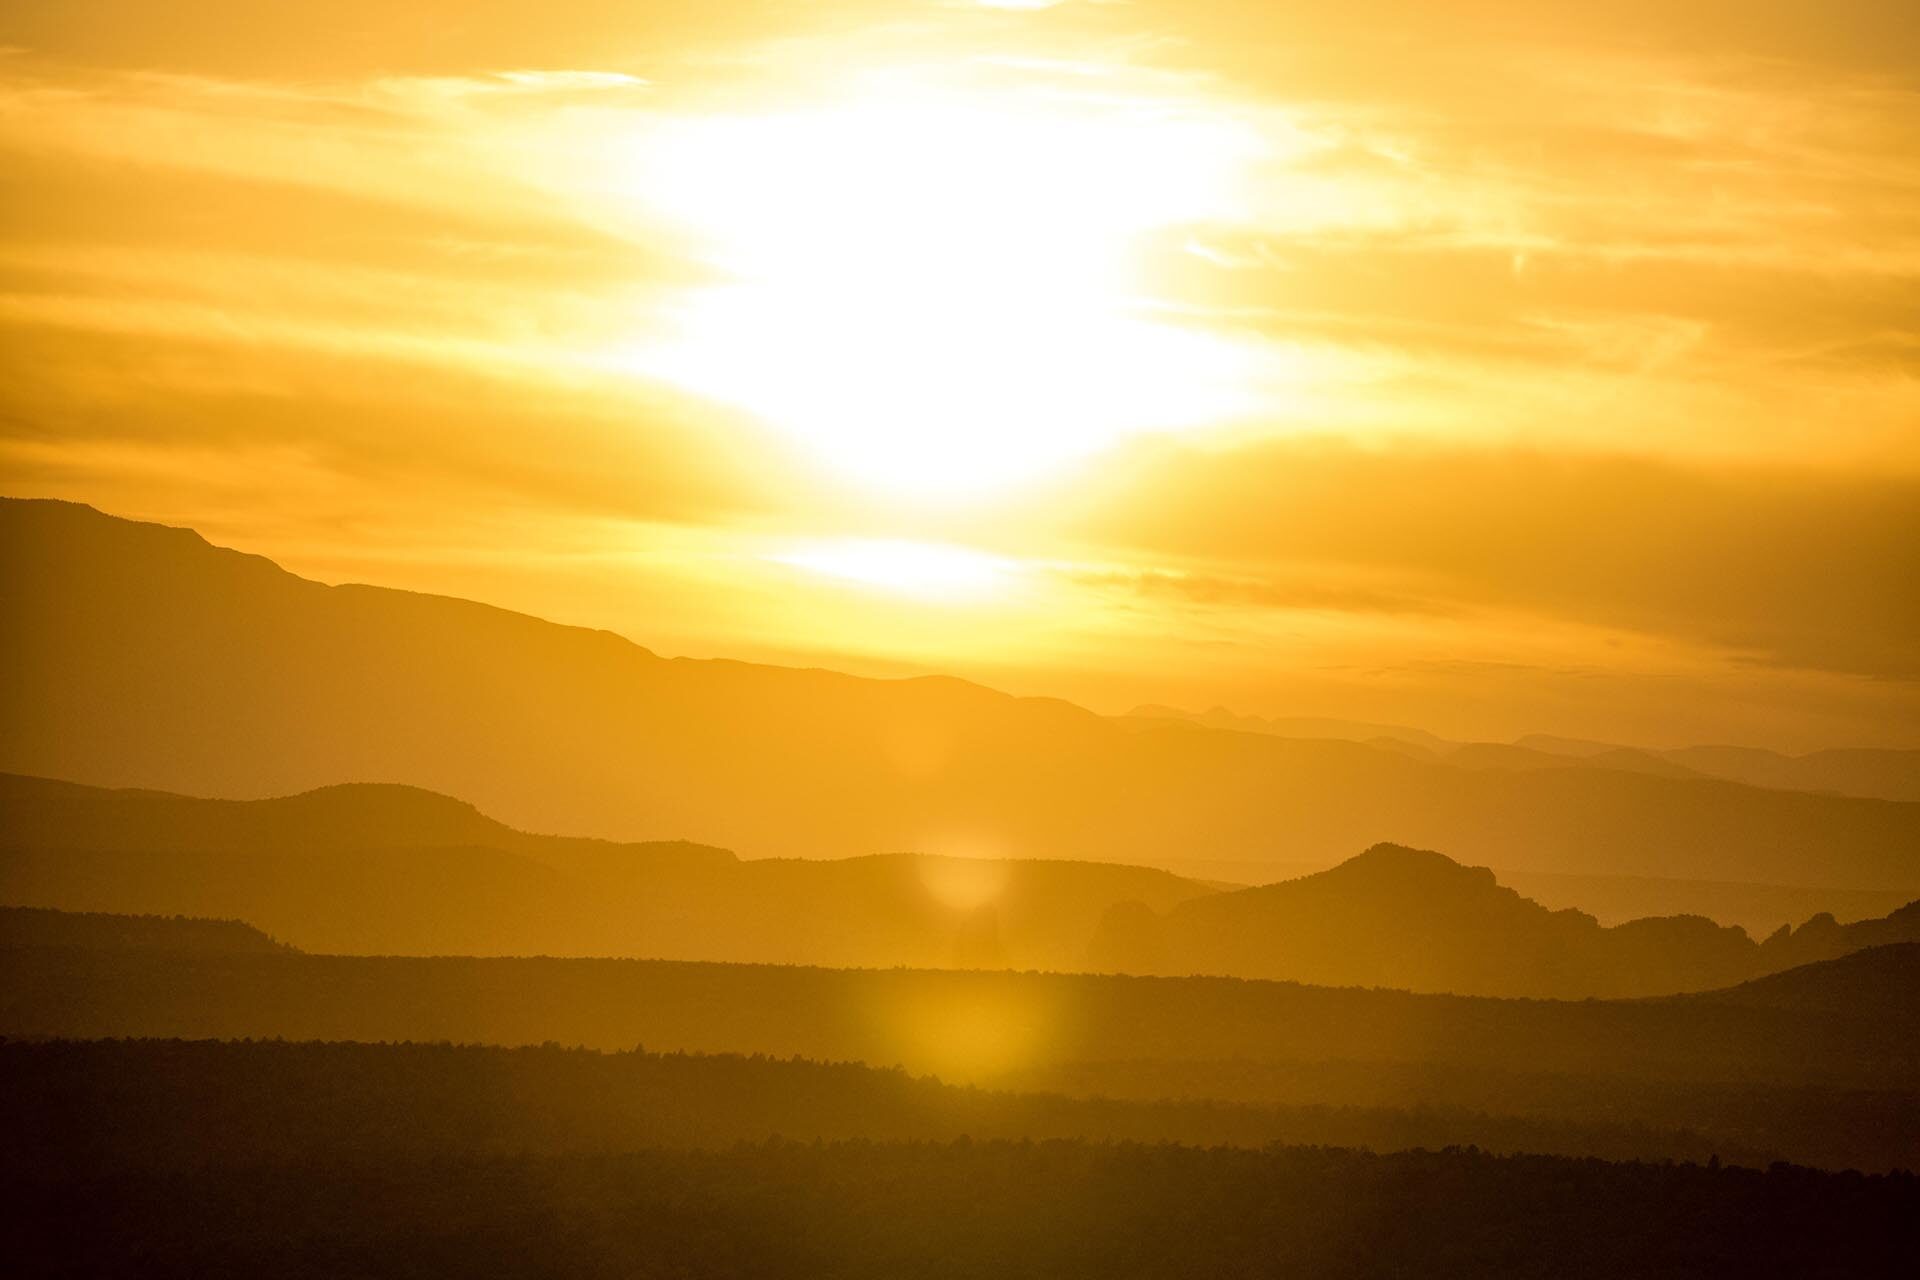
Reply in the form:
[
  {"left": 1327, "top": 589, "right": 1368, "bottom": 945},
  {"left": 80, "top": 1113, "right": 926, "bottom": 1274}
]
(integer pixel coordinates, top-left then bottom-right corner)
[{"left": 2, "top": 0, "right": 1917, "bottom": 750}]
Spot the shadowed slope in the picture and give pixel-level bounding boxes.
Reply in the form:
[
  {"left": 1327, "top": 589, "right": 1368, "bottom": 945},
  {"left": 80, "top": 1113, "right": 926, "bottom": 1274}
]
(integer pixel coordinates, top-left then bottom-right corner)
[{"left": 1683, "top": 943, "right": 1920, "bottom": 1025}]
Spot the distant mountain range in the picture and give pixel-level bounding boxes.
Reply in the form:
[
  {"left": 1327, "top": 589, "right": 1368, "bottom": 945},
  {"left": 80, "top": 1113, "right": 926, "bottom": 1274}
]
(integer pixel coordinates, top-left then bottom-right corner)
[
  {"left": 1127, "top": 705, "right": 1457, "bottom": 754},
  {"left": 0, "top": 772, "right": 1211, "bottom": 968},
  {"left": 1128, "top": 706, "right": 1920, "bottom": 802},
  {"left": 5, "top": 498, "right": 1919, "bottom": 897},
  {"left": 1088, "top": 842, "right": 1920, "bottom": 998},
  {"left": 5, "top": 773, "right": 1915, "bottom": 998}
]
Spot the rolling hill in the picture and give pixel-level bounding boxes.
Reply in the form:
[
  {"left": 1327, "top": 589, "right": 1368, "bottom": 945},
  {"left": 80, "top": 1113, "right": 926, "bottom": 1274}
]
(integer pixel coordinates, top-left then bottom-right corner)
[{"left": 0, "top": 772, "right": 1212, "bottom": 965}]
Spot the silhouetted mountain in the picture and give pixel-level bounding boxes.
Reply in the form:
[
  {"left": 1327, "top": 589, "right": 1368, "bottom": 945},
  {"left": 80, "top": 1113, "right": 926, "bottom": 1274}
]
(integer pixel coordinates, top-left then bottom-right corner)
[
  {"left": 1126, "top": 705, "right": 1451, "bottom": 752},
  {"left": 10, "top": 772, "right": 1916, "bottom": 995},
  {"left": 1664, "top": 745, "right": 1920, "bottom": 803},
  {"left": 1443, "top": 742, "right": 1575, "bottom": 772},
  {"left": 1144, "top": 706, "right": 1920, "bottom": 803},
  {"left": 1512, "top": 736, "right": 1920, "bottom": 802},
  {"left": 1093, "top": 845, "right": 1741, "bottom": 997},
  {"left": 1377, "top": 740, "right": 1705, "bottom": 782},
  {"left": 1513, "top": 736, "right": 1920, "bottom": 799},
  {"left": 0, "top": 770, "right": 551, "bottom": 855},
  {"left": 1118, "top": 855, "right": 1914, "bottom": 935},
  {"left": 1364, "top": 734, "right": 1442, "bottom": 762},
  {"left": 0, "top": 769, "right": 734, "bottom": 878},
  {"left": 1495, "top": 868, "right": 1916, "bottom": 937},
  {"left": 1088, "top": 844, "right": 1920, "bottom": 998},
  {"left": 1514, "top": 733, "right": 1626, "bottom": 757},
  {"left": 1587, "top": 748, "right": 1707, "bottom": 780},
  {"left": 0, "top": 904, "right": 290, "bottom": 954},
  {"left": 6, "top": 499, "right": 1919, "bottom": 891},
  {"left": 0, "top": 773, "right": 1209, "bottom": 964},
  {"left": 1756, "top": 903, "right": 1920, "bottom": 972}
]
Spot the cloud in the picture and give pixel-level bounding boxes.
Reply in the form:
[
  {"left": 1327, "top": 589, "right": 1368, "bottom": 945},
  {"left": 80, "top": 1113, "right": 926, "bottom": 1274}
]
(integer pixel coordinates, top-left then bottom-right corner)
[
  {"left": 0, "top": 314, "right": 793, "bottom": 532},
  {"left": 1067, "top": 439, "right": 1920, "bottom": 682},
  {"left": 2, "top": 0, "right": 1916, "bottom": 752},
  {"left": 1057, "top": 565, "right": 1454, "bottom": 618}
]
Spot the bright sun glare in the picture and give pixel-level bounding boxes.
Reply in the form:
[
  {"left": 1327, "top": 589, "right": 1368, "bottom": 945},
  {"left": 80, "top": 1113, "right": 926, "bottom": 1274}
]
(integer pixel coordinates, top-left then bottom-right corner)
[
  {"left": 625, "top": 74, "right": 1268, "bottom": 498},
  {"left": 769, "top": 537, "right": 1020, "bottom": 601}
]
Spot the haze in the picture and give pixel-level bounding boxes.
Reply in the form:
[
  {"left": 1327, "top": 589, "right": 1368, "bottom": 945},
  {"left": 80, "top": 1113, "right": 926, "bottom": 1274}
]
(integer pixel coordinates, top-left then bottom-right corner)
[{"left": 7, "top": 5, "right": 1920, "bottom": 1275}]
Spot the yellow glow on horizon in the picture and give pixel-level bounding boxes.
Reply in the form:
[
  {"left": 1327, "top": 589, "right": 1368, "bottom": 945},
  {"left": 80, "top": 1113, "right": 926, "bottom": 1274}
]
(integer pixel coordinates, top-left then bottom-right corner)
[
  {"left": 769, "top": 537, "right": 1020, "bottom": 601},
  {"left": 918, "top": 856, "right": 1011, "bottom": 913},
  {"left": 622, "top": 76, "right": 1275, "bottom": 498}
]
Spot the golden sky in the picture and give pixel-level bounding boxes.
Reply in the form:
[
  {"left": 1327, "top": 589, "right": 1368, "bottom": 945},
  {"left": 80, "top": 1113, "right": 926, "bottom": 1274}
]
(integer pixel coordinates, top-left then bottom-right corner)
[{"left": 2, "top": 1, "right": 1917, "bottom": 749}]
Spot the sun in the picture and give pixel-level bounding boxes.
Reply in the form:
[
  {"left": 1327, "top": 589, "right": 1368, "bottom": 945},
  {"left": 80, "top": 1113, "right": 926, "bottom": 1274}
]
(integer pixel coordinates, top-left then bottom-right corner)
[{"left": 620, "top": 69, "right": 1267, "bottom": 499}]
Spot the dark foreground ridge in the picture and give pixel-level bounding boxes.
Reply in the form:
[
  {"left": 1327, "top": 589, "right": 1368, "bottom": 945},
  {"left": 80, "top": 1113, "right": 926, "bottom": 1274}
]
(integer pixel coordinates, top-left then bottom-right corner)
[
  {"left": 5, "top": 1134, "right": 1913, "bottom": 1280},
  {"left": 9, "top": 936, "right": 1917, "bottom": 1086},
  {"left": 7, "top": 1037, "right": 1907, "bottom": 1276},
  {"left": 6, "top": 945, "right": 1918, "bottom": 1171},
  {"left": 0, "top": 1037, "right": 1779, "bottom": 1170}
]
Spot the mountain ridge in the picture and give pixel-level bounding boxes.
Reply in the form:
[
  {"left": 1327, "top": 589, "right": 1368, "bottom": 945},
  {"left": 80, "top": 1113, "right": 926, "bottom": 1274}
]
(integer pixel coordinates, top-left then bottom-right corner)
[
  {"left": 6, "top": 774, "right": 1917, "bottom": 997},
  {"left": 1131, "top": 705, "right": 1920, "bottom": 801},
  {"left": 1088, "top": 841, "right": 1920, "bottom": 998},
  {"left": 0, "top": 771, "right": 1212, "bottom": 967},
  {"left": 5, "top": 497, "right": 1918, "bottom": 893}
]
